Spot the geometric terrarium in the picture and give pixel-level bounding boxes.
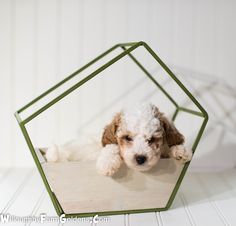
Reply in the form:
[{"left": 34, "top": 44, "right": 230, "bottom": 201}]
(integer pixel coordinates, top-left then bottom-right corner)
[{"left": 15, "top": 41, "right": 208, "bottom": 217}]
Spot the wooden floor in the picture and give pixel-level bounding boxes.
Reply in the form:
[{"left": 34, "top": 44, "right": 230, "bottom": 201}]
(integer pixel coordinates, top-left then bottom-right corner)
[{"left": 0, "top": 168, "right": 236, "bottom": 226}]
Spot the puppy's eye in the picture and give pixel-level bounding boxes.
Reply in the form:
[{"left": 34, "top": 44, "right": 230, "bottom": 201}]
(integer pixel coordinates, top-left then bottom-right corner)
[
  {"left": 147, "top": 137, "right": 156, "bottom": 145},
  {"left": 123, "top": 135, "right": 133, "bottom": 142}
]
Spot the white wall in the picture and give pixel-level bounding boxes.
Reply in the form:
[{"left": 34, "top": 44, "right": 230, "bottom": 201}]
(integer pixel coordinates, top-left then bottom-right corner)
[{"left": 0, "top": 0, "right": 235, "bottom": 170}]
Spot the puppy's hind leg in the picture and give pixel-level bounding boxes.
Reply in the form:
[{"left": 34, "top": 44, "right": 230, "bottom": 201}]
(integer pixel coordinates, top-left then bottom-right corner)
[
  {"left": 96, "top": 144, "right": 122, "bottom": 176},
  {"left": 44, "top": 144, "right": 71, "bottom": 162}
]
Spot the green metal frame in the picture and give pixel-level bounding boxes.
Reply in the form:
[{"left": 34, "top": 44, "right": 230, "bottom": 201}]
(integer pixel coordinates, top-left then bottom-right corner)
[{"left": 14, "top": 41, "right": 208, "bottom": 218}]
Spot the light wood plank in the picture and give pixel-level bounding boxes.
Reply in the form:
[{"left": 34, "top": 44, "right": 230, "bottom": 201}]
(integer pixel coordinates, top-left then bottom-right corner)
[
  {"left": 180, "top": 172, "right": 226, "bottom": 226},
  {"left": 0, "top": 168, "right": 33, "bottom": 213},
  {"left": 42, "top": 159, "right": 183, "bottom": 214},
  {"left": 128, "top": 212, "right": 158, "bottom": 226},
  {"left": 218, "top": 170, "right": 236, "bottom": 225},
  {"left": 196, "top": 171, "right": 236, "bottom": 225},
  {"left": 6, "top": 170, "right": 44, "bottom": 215},
  {"left": 160, "top": 194, "right": 192, "bottom": 226},
  {"left": 96, "top": 215, "right": 125, "bottom": 226},
  {"left": 3, "top": 170, "right": 45, "bottom": 226},
  {"left": 30, "top": 193, "right": 59, "bottom": 226},
  {"left": 24, "top": 192, "right": 46, "bottom": 226}
]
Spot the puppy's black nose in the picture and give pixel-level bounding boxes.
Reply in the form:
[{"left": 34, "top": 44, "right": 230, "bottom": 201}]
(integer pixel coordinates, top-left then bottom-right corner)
[{"left": 135, "top": 155, "right": 147, "bottom": 165}]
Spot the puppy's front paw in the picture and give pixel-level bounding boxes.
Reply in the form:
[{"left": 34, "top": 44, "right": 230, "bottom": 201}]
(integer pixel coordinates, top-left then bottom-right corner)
[
  {"left": 98, "top": 163, "right": 119, "bottom": 176},
  {"left": 170, "top": 145, "right": 192, "bottom": 163},
  {"left": 96, "top": 144, "right": 122, "bottom": 176}
]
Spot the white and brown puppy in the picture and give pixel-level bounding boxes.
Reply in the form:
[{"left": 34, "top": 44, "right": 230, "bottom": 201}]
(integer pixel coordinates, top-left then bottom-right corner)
[
  {"left": 44, "top": 104, "right": 192, "bottom": 176},
  {"left": 96, "top": 104, "right": 192, "bottom": 176}
]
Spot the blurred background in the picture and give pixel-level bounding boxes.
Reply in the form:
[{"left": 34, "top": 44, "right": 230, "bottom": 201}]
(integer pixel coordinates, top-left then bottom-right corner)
[{"left": 0, "top": 0, "right": 235, "bottom": 170}]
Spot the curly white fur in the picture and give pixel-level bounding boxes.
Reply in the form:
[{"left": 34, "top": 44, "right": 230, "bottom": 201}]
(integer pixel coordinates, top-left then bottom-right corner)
[
  {"left": 122, "top": 104, "right": 161, "bottom": 137},
  {"left": 45, "top": 138, "right": 101, "bottom": 162},
  {"left": 96, "top": 144, "right": 122, "bottom": 176}
]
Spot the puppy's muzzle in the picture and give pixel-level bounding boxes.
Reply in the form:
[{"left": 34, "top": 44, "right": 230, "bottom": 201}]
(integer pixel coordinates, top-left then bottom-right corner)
[{"left": 135, "top": 155, "right": 147, "bottom": 165}]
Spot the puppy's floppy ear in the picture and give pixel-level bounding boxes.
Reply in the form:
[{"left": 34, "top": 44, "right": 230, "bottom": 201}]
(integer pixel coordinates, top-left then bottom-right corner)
[
  {"left": 160, "top": 116, "right": 185, "bottom": 147},
  {"left": 102, "top": 112, "right": 121, "bottom": 147},
  {"left": 153, "top": 105, "right": 184, "bottom": 147}
]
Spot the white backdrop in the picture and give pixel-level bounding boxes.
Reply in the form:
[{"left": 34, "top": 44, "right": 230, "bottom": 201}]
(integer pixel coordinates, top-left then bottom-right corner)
[{"left": 0, "top": 0, "right": 235, "bottom": 169}]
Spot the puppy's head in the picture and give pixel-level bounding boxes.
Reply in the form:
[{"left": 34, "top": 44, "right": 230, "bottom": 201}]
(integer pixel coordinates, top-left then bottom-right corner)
[{"left": 102, "top": 104, "right": 184, "bottom": 172}]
